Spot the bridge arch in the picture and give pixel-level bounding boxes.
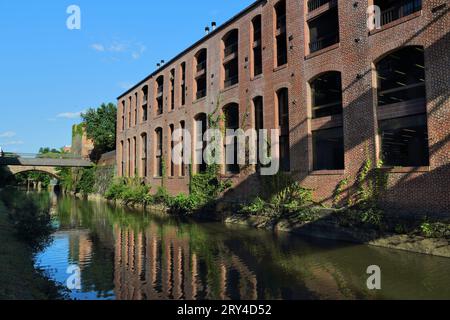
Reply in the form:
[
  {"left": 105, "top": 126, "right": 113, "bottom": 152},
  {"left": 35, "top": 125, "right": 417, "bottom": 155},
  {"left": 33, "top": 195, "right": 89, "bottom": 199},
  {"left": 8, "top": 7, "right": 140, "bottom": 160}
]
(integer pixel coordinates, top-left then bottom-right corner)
[{"left": 7, "top": 165, "right": 60, "bottom": 179}]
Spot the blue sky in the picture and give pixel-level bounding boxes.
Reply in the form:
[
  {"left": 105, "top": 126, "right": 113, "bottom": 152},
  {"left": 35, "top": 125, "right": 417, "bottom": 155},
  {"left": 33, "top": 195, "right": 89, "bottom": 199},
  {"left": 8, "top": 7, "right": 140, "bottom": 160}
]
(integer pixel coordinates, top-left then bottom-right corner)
[{"left": 0, "top": 0, "right": 254, "bottom": 153}]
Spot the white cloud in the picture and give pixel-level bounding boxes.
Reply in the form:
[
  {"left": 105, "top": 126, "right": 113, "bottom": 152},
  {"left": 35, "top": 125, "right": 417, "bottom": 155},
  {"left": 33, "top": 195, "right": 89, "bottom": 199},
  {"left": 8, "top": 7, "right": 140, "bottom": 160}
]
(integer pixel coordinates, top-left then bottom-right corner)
[
  {"left": 0, "top": 131, "right": 16, "bottom": 138},
  {"left": 2, "top": 140, "right": 24, "bottom": 146},
  {"left": 56, "top": 111, "right": 84, "bottom": 119},
  {"left": 91, "top": 40, "right": 146, "bottom": 60},
  {"left": 91, "top": 43, "right": 105, "bottom": 52}
]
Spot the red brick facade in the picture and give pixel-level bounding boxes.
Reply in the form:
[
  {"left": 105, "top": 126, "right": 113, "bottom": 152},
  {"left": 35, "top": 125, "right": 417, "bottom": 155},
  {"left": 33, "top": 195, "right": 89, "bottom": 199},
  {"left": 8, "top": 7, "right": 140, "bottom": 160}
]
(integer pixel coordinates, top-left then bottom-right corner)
[{"left": 117, "top": 0, "right": 449, "bottom": 216}]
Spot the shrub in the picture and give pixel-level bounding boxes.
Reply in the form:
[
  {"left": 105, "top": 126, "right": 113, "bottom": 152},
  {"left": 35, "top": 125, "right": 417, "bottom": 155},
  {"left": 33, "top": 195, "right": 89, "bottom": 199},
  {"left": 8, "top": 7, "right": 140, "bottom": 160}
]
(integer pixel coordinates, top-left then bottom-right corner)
[
  {"left": 168, "top": 194, "right": 201, "bottom": 215},
  {"left": 420, "top": 222, "right": 450, "bottom": 239},
  {"left": 105, "top": 178, "right": 152, "bottom": 206}
]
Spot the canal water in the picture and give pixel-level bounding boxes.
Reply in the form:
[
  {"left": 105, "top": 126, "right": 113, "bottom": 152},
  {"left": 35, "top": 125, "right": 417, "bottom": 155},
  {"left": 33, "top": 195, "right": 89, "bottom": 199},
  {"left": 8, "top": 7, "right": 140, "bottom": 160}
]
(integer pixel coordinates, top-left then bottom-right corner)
[{"left": 29, "top": 192, "right": 450, "bottom": 300}]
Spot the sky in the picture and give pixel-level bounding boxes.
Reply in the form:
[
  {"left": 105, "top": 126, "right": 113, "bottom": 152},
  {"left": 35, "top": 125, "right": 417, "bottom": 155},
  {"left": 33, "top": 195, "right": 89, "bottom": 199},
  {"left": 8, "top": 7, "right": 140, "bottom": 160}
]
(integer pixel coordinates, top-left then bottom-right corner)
[{"left": 0, "top": 0, "right": 255, "bottom": 153}]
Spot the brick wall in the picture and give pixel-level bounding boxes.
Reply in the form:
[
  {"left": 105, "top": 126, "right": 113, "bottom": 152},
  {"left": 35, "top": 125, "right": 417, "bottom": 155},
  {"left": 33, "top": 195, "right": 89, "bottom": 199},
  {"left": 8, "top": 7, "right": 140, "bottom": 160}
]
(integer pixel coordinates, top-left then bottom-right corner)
[{"left": 117, "top": 0, "right": 450, "bottom": 216}]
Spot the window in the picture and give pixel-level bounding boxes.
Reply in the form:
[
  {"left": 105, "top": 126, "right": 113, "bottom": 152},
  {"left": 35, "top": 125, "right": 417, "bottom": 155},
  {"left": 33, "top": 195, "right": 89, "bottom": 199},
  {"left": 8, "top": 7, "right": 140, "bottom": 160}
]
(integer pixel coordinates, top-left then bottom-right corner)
[
  {"left": 195, "top": 49, "right": 207, "bottom": 99},
  {"left": 308, "top": 6, "right": 339, "bottom": 53},
  {"left": 134, "top": 93, "right": 138, "bottom": 126},
  {"left": 224, "top": 104, "right": 240, "bottom": 174},
  {"left": 194, "top": 113, "right": 207, "bottom": 173},
  {"left": 312, "top": 127, "right": 345, "bottom": 170},
  {"left": 128, "top": 97, "right": 132, "bottom": 128},
  {"left": 277, "top": 89, "right": 290, "bottom": 172},
  {"left": 120, "top": 140, "right": 125, "bottom": 176},
  {"left": 170, "top": 69, "right": 175, "bottom": 110},
  {"left": 121, "top": 101, "right": 125, "bottom": 131},
  {"left": 223, "top": 29, "right": 239, "bottom": 88},
  {"left": 155, "top": 128, "right": 163, "bottom": 177},
  {"left": 127, "top": 138, "right": 131, "bottom": 176},
  {"left": 180, "top": 121, "right": 186, "bottom": 177},
  {"left": 275, "top": 1, "right": 288, "bottom": 67},
  {"left": 169, "top": 124, "right": 175, "bottom": 177},
  {"left": 376, "top": 46, "right": 429, "bottom": 167},
  {"left": 253, "top": 96, "right": 264, "bottom": 170},
  {"left": 133, "top": 136, "right": 137, "bottom": 176},
  {"left": 310, "top": 72, "right": 344, "bottom": 170},
  {"left": 156, "top": 76, "right": 164, "bottom": 115},
  {"left": 376, "top": 46, "right": 425, "bottom": 106},
  {"left": 252, "top": 15, "right": 263, "bottom": 76},
  {"left": 375, "top": 0, "right": 422, "bottom": 26},
  {"left": 142, "top": 86, "right": 148, "bottom": 122},
  {"left": 141, "top": 133, "right": 147, "bottom": 177},
  {"left": 311, "top": 71, "right": 343, "bottom": 118},
  {"left": 181, "top": 62, "right": 186, "bottom": 106}
]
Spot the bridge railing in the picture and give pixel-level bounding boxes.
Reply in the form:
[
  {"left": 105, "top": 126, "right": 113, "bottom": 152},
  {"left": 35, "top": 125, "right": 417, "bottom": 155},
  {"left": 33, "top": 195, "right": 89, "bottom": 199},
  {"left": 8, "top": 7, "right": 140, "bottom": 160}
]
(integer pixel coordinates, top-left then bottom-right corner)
[{"left": 1, "top": 152, "right": 85, "bottom": 160}]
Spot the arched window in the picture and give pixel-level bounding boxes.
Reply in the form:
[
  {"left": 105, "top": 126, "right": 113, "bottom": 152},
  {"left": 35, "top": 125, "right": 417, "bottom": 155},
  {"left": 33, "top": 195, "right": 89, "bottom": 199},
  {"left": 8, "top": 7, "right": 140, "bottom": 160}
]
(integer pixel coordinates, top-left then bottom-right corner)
[
  {"left": 223, "top": 103, "right": 240, "bottom": 174},
  {"left": 252, "top": 15, "right": 262, "bottom": 76},
  {"left": 120, "top": 140, "right": 124, "bottom": 176},
  {"left": 170, "top": 69, "right": 175, "bottom": 110},
  {"left": 274, "top": 0, "right": 287, "bottom": 66},
  {"left": 180, "top": 62, "right": 186, "bottom": 105},
  {"left": 223, "top": 29, "right": 239, "bottom": 88},
  {"left": 155, "top": 128, "right": 163, "bottom": 177},
  {"left": 277, "top": 89, "right": 290, "bottom": 172},
  {"left": 195, "top": 49, "right": 207, "bottom": 99},
  {"left": 169, "top": 124, "right": 175, "bottom": 177},
  {"left": 180, "top": 121, "right": 186, "bottom": 177},
  {"left": 376, "top": 46, "right": 429, "bottom": 167},
  {"left": 253, "top": 96, "right": 264, "bottom": 170},
  {"left": 141, "top": 133, "right": 148, "bottom": 177},
  {"left": 156, "top": 75, "right": 164, "bottom": 115},
  {"left": 310, "top": 72, "right": 344, "bottom": 171},
  {"left": 128, "top": 97, "right": 132, "bottom": 128},
  {"left": 194, "top": 113, "right": 207, "bottom": 173},
  {"left": 311, "top": 71, "right": 343, "bottom": 118},
  {"left": 121, "top": 101, "right": 125, "bottom": 131},
  {"left": 142, "top": 86, "right": 148, "bottom": 122},
  {"left": 307, "top": 1, "right": 339, "bottom": 53}
]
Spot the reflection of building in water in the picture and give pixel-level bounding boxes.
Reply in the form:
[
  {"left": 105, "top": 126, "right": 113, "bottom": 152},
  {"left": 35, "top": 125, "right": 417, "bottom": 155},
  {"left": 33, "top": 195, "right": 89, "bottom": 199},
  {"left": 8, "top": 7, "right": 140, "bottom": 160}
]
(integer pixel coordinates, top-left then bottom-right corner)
[
  {"left": 68, "top": 230, "right": 93, "bottom": 269},
  {"left": 113, "top": 224, "right": 258, "bottom": 300}
]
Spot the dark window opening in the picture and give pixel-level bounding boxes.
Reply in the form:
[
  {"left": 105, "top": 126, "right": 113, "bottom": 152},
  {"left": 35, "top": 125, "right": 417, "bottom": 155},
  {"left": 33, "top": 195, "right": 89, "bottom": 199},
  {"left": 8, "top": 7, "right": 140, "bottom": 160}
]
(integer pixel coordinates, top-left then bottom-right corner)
[
  {"left": 142, "top": 86, "right": 148, "bottom": 122},
  {"left": 169, "top": 124, "right": 175, "bottom": 177},
  {"left": 156, "top": 76, "right": 164, "bottom": 115},
  {"left": 252, "top": 15, "right": 263, "bottom": 76},
  {"left": 375, "top": 0, "right": 422, "bottom": 26},
  {"left": 308, "top": 0, "right": 335, "bottom": 12},
  {"left": 277, "top": 88, "right": 290, "bottom": 172},
  {"left": 195, "top": 114, "right": 207, "bottom": 173},
  {"left": 380, "top": 114, "right": 429, "bottom": 167},
  {"left": 377, "top": 46, "right": 425, "bottom": 106},
  {"left": 313, "top": 127, "right": 344, "bottom": 170},
  {"left": 311, "top": 72, "right": 343, "bottom": 118},
  {"left": 141, "top": 134, "right": 147, "bottom": 177},
  {"left": 223, "top": 30, "right": 239, "bottom": 88},
  {"left": 128, "top": 97, "right": 132, "bottom": 128},
  {"left": 180, "top": 121, "right": 186, "bottom": 177},
  {"left": 133, "top": 137, "right": 137, "bottom": 176},
  {"left": 181, "top": 63, "right": 186, "bottom": 105},
  {"left": 275, "top": 0, "right": 288, "bottom": 66},
  {"left": 121, "top": 101, "right": 125, "bottom": 131},
  {"left": 308, "top": 7, "right": 340, "bottom": 53},
  {"left": 224, "top": 104, "right": 240, "bottom": 174},
  {"left": 170, "top": 69, "right": 175, "bottom": 111},
  {"left": 120, "top": 141, "right": 125, "bottom": 176},
  {"left": 195, "top": 49, "right": 207, "bottom": 99},
  {"left": 253, "top": 96, "right": 264, "bottom": 171},
  {"left": 155, "top": 128, "right": 163, "bottom": 177}
]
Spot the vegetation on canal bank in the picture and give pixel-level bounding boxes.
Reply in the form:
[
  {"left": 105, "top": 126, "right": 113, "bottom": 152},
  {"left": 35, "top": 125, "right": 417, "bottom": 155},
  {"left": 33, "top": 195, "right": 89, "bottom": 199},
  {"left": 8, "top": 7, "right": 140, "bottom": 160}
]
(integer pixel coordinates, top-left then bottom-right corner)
[{"left": 0, "top": 189, "right": 66, "bottom": 299}]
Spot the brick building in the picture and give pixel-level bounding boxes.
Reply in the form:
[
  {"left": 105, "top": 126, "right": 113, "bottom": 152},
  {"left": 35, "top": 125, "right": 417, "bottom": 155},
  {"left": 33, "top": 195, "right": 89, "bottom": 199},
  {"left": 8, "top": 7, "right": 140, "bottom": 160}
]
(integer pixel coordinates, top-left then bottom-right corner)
[{"left": 117, "top": 0, "right": 449, "bottom": 216}]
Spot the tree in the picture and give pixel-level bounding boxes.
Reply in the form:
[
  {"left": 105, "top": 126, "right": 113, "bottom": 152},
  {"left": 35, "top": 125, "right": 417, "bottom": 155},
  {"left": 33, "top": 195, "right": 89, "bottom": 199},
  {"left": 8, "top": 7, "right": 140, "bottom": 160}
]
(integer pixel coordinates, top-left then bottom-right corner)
[{"left": 81, "top": 103, "right": 117, "bottom": 159}]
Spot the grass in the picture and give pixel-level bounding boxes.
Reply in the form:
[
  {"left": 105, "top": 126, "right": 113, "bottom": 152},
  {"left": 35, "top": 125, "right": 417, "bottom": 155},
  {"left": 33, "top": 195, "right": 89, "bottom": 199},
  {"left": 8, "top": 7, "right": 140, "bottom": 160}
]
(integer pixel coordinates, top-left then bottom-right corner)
[{"left": 0, "top": 201, "right": 63, "bottom": 300}]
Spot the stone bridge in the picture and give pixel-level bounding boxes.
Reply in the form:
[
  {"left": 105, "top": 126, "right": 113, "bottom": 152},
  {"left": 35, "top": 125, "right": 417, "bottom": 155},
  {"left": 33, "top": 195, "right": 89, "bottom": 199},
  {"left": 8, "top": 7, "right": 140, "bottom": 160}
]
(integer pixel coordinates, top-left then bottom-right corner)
[{"left": 0, "top": 153, "right": 93, "bottom": 178}]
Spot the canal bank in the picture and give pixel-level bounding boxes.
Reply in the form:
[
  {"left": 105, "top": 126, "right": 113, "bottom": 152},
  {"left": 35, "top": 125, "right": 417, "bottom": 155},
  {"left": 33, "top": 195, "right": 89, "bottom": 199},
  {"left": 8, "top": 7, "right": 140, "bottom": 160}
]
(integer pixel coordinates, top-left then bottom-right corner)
[{"left": 0, "top": 200, "right": 63, "bottom": 300}]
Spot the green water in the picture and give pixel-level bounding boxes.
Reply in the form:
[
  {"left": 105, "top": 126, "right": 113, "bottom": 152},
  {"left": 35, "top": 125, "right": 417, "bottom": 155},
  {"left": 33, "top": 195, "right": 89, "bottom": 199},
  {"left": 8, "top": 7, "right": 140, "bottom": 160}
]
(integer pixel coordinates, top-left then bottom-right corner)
[{"left": 23, "top": 191, "right": 450, "bottom": 300}]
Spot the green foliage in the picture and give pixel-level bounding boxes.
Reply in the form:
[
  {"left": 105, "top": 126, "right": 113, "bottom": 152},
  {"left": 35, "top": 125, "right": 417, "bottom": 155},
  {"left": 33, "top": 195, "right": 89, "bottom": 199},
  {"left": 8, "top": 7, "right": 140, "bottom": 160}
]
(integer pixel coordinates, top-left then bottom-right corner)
[
  {"left": 189, "top": 165, "right": 232, "bottom": 207},
  {"left": 0, "top": 167, "right": 15, "bottom": 187},
  {"left": 168, "top": 193, "right": 201, "bottom": 215},
  {"left": 0, "top": 192, "right": 54, "bottom": 251},
  {"left": 81, "top": 103, "right": 117, "bottom": 157},
  {"left": 78, "top": 167, "right": 95, "bottom": 195},
  {"left": 105, "top": 178, "right": 152, "bottom": 206},
  {"left": 240, "top": 174, "right": 315, "bottom": 221},
  {"left": 420, "top": 222, "right": 450, "bottom": 239},
  {"left": 333, "top": 178, "right": 348, "bottom": 208}
]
